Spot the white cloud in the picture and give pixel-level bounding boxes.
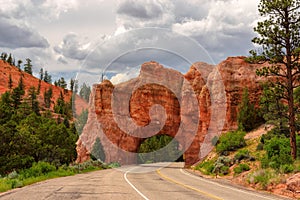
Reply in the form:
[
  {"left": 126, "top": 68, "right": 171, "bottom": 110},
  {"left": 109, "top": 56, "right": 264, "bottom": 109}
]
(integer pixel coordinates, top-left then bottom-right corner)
[{"left": 110, "top": 69, "right": 140, "bottom": 84}]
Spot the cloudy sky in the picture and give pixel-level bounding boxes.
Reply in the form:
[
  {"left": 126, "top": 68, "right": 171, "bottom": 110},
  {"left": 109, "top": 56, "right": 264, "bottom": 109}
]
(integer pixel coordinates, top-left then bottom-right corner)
[{"left": 0, "top": 0, "right": 260, "bottom": 84}]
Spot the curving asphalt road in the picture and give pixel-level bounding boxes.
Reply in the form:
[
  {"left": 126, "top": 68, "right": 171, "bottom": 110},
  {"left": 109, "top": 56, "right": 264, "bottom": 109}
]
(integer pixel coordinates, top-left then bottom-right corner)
[{"left": 0, "top": 163, "right": 290, "bottom": 200}]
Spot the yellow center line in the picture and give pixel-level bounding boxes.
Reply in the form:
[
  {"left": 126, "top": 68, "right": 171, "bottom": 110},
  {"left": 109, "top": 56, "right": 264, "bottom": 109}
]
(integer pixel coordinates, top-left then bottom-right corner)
[{"left": 156, "top": 169, "right": 223, "bottom": 200}]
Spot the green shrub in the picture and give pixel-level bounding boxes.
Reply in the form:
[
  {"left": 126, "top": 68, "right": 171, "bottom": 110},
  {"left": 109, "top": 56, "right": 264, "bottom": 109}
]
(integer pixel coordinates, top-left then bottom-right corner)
[
  {"left": 8, "top": 170, "right": 18, "bottom": 179},
  {"left": 262, "top": 137, "right": 293, "bottom": 169},
  {"left": 260, "top": 127, "right": 289, "bottom": 144},
  {"left": 216, "top": 131, "right": 246, "bottom": 155},
  {"left": 213, "top": 163, "right": 229, "bottom": 175},
  {"left": 107, "top": 162, "right": 121, "bottom": 169},
  {"left": 195, "top": 160, "right": 215, "bottom": 175},
  {"left": 23, "top": 162, "right": 56, "bottom": 178},
  {"left": 247, "top": 169, "right": 275, "bottom": 190},
  {"left": 234, "top": 163, "right": 250, "bottom": 174},
  {"left": 280, "top": 164, "right": 294, "bottom": 174},
  {"left": 212, "top": 156, "right": 232, "bottom": 176},
  {"left": 256, "top": 143, "right": 264, "bottom": 151},
  {"left": 9, "top": 179, "right": 23, "bottom": 189},
  {"left": 234, "top": 150, "right": 250, "bottom": 162}
]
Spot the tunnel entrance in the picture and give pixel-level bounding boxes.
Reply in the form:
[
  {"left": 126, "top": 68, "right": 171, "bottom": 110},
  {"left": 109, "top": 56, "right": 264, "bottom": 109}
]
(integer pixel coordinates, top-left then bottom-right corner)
[{"left": 137, "top": 135, "right": 184, "bottom": 164}]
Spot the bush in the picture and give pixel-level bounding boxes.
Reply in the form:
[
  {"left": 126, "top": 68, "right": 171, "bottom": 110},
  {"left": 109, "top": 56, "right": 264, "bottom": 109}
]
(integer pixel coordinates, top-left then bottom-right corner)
[
  {"left": 213, "top": 163, "right": 230, "bottom": 175},
  {"left": 234, "top": 163, "right": 250, "bottom": 174},
  {"left": 261, "top": 137, "right": 293, "bottom": 169},
  {"left": 212, "top": 156, "right": 232, "bottom": 176},
  {"left": 247, "top": 169, "right": 275, "bottom": 190},
  {"left": 234, "top": 150, "right": 249, "bottom": 162},
  {"left": 195, "top": 161, "right": 215, "bottom": 175},
  {"left": 7, "top": 170, "right": 18, "bottom": 179},
  {"left": 31, "top": 162, "right": 55, "bottom": 176},
  {"left": 280, "top": 164, "right": 294, "bottom": 174},
  {"left": 216, "top": 130, "right": 246, "bottom": 155},
  {"left": 256, "top": 143, "right": 264, "bottom": 151},
  {"left": 260, "top": 127, "right": 289, "bottom": 144}
]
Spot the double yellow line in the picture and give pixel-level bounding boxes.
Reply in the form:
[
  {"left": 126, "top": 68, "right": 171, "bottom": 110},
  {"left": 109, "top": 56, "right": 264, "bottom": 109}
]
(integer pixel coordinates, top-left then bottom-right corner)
[{"left": 156, "top": 169, "right": 223, "bottom": 200}]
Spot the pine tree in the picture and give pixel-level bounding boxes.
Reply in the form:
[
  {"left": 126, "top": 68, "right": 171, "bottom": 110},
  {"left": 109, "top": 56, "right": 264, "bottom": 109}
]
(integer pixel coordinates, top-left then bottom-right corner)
[
  {"left": 44, "top": 87, "right": 53, "bottom": 109},
  {"left": 7, "top": 54, "right": 13, "bottom": 65},
  {"left": 39, "top": 68, "right": 44, "bottom": 80},
  {"left": 260, "top": 84, "right": 288, "bottom": 133},
  {"left": 251, "top": 0, "right": 300, "bottom": 159},
  {"left": 17, "top": 60, "right": 22, "bottom": 70},
  {"left": 1, "top": 53, "right": 7, "bottom": 62},
  {"left": 8, "top": 74, "right": 13, "bottom": 89},
  {"left": 11, "top": 77, "right": 25, "bottom": 109},
  {"left": 79, "top": 83, "right": 91, "bottom": 102},
  {"left": 43, "top": 70, "right": 52, "bottom": 84},
  {"left": 70, "top": 79, "right": 75, "bottom": 92},
  {"left": 237, "top": 89, "right": 263, "bottom": 132},
  {"left": 28, "top": 86, "right": 39, "bottom": 114},
  {"left": 24, "top": 58, "right": 33, "bottom": 75},
  {"left": 91, "top": 137, "right": 106, "bottom": 162}
]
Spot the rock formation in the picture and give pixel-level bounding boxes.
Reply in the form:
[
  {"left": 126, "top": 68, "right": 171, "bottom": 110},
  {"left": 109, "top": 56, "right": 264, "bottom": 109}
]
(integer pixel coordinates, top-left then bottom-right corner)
[
  {"left": 76, "top": 57, "right": 267, "bottom": 167},
  {"left": 0, "top": 60, "right": 87, "bottom": 116}
]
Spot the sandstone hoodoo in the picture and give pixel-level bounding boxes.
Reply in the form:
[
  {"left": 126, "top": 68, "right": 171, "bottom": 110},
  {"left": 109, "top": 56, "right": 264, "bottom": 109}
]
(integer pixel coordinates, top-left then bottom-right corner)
[{"left": 76, "top": 57, "right": 267, "bottom": 167}]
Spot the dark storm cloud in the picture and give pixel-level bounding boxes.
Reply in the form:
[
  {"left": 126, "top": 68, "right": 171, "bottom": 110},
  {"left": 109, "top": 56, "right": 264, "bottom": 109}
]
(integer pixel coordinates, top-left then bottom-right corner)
[
  {"left": 0, "top": 20, "right": 49, "bottom": 49},
  {"left": 117, "top": 0, "right": 163, "bottom": 19}
]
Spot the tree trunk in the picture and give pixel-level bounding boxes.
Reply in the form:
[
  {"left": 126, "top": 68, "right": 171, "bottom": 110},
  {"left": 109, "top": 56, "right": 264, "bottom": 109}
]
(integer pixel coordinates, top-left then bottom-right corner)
[
  {"left": 284, "top": 7, "right": 297, "bottom": 159},
  {"left": 287, "top": 56, "right": 297, "bottom": 159}
]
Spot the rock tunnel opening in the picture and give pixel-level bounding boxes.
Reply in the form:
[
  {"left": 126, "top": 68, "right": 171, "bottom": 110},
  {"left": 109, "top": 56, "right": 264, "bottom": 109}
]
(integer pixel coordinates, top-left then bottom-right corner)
[{"left": 137, "top": 134, "right": 184, "bottom": 164}]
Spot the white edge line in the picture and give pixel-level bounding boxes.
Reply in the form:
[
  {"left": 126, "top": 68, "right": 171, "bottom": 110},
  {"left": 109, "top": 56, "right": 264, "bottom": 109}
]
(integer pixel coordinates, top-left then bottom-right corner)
[
  {"left": 180, "top": 169, "right": 280, "bottom": 200},
  {"left": 124, "top": 167, "right": 150, "bottom": 200}
]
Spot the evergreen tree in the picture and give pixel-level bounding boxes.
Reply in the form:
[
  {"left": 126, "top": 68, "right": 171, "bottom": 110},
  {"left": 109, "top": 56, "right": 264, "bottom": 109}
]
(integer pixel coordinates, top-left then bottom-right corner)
[
  {"left": 44, "top": 87, "right": 53, "bottom": 109},
  {"left": 1, "top": 52, "right": 7, "bottom": 61},
  {"left": 251, "top": 0, "right": 300, "bottom": 159},
  {"left": 39, "top": 68, "right": 44, "bottom": 80},
  {"left": 57, "top": 77, "right": 67, "bottom": 89},
  {"left": 74, "top": 80, "right": 79, "bottom": 94},
  {"left": 70, "top": 78, "right": 75, "bottom": 92},
  {"left": 17, "top": 60, "right": 22, "bottom": 70},
  {"left": 91, "top": 137, "right": 106, "bottom": 162},
  {"left": 7, "top": 54, "right": 13, "bottom": 65},
  {"left": 28, "top": 86, "right": 40, "bottom": 114},
  {"left": 43, "top": 70, "right": 52, "bottom": 84},
  {"left": 260, "top": 84, "right": 288, "bottom": 133},
  {"left": 8, "top": 74, "right": 13, "bottom": 89},
  {"left": 11, "top": 77, "right": 25, "bottom": 109},
  {"left": 24, "top": 58, "right": 33, "bottom": 75},
  {"left": 237, "top": 89, "right": 263, "bottom": 132},
  {"left": 79, "top": 83, "right": 91, "bottom": 102}
]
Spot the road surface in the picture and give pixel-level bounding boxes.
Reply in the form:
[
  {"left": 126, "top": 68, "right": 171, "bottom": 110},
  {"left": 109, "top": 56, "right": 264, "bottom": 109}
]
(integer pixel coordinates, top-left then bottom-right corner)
[{"left": 0, "top": 163, "right": 290, "bottom": 200}]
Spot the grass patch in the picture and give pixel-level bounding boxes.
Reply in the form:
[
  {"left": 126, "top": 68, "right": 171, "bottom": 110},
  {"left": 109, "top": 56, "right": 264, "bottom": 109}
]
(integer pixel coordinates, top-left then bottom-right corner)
[
  {"left": 0, "top": 160, "right": 118, "bottom": 193},
  {"left": 234, "top": 163, "right": 251, "bottom": 175},
  {"left": 194, "top": 160, "right": 215, "bottom": 175},
  {"left": 247, "top": 169, "right": 278, "bottom": 190}
]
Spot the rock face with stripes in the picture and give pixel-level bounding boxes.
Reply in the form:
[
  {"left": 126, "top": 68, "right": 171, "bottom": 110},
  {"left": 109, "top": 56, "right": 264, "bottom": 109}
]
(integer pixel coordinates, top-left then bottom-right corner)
[{"left": 76, "top": 57, "right": 267, "bottom": 167}]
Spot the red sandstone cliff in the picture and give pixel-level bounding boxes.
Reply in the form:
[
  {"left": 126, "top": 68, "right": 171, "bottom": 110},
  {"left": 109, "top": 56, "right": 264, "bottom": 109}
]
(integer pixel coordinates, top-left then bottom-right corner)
[
  {"left": 76, "top": 57, "right": 268, "bottom": 166},
  {"left": 0, "top": 60, "right": 87, "bottom": 116}
]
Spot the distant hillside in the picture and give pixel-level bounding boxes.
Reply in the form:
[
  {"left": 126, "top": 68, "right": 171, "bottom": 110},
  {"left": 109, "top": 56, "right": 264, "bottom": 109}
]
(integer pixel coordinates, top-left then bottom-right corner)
[{"left": 0, "top": 60, "right": 87, "bottom": 116}]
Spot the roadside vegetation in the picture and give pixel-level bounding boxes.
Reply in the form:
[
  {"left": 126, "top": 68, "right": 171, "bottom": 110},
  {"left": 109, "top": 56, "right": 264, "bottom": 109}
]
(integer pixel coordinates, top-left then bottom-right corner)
[
  {"left": 0, "top": 53, "right": 111, "bottom": 193},
  {"left": 195, "top": 86, "right": 300, "bottom": 190},
  {"left": 0, "top": 161, "right": 120, "bottom": 193}
]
